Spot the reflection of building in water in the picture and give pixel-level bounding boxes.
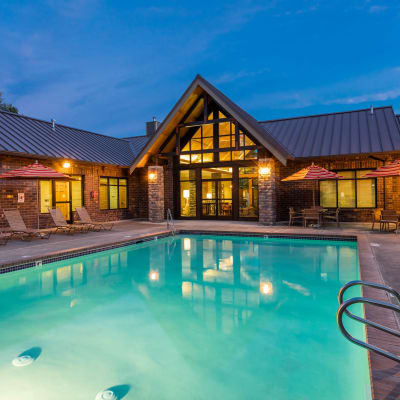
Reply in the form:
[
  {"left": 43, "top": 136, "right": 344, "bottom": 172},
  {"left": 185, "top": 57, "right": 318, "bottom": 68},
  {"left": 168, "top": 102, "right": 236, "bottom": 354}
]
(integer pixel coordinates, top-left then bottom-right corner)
[{"left": 2, "top": 238, "right": 358, "bottom": 336}]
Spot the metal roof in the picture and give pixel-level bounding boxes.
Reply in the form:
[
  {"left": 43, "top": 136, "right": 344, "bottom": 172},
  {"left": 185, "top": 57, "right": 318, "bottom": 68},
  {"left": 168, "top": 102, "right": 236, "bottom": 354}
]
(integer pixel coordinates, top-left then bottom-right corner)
[
  {"left": 259, "top": 106, "right": 400, "bottom": 158},
  {"left": 123, "top": 136, "right": 149, "bottom": 158},
  {"left": 0, "top": 110, "right": 140, "bottom": 166}
]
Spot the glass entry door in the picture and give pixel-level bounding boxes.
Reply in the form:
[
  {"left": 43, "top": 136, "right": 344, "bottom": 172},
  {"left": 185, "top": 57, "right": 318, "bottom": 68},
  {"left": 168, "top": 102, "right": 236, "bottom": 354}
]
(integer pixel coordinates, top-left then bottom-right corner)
[
  {"left": 54, "top": 181, "right": 71, "bottom": 222},
  {"left": 201, "top": 180, "right": 232, "bottom": 218}
]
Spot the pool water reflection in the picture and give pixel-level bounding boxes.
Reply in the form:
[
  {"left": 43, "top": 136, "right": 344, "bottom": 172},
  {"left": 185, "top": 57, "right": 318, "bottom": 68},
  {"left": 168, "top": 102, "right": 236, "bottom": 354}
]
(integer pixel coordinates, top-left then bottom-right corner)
[{"left": 0, "top": 235, "right": 370, "bottom": 400}]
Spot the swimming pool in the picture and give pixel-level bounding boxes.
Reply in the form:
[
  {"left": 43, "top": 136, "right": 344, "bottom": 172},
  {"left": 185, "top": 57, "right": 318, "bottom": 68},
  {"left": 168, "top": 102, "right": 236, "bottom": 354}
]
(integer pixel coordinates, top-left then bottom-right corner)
[{"left": 0, "top": 235, "right": 370, "bottom": 399}]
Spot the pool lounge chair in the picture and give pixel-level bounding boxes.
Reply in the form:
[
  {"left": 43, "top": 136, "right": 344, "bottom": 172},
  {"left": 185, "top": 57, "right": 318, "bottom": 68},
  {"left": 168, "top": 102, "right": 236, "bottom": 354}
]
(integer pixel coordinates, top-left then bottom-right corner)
[
  {"left": 49, "top": 208, "right": 88, "bottom": 234},
  {"left": 0, "top": 230, "right": 11, "bottom": 245},
  {"left": 76, "top": 207, "right": 114, "bottom": 231},
  {"left": 3, "top": 209, "right": 53, "bottom": 240}
]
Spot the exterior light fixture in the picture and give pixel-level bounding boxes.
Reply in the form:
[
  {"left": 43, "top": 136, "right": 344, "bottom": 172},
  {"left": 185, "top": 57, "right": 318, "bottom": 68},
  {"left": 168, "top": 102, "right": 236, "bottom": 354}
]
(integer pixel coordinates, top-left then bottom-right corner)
[
  {"left": 149, "top": 270, "right": 159, "bottom": 281},
  {"left": 63, "top": 161, "right": 71, "bottom": 169},
  {"left": 259, "top": 167, "right": 271, "bottom": 175},
  {"left": 260, "top": 281, "right": 273, "bottom": 295},
  {"left": 148, "top": 172, "right": 156, "bottom": 180},
  {"left": 183, "top": 189, "right": 190, "bottom": 199}
]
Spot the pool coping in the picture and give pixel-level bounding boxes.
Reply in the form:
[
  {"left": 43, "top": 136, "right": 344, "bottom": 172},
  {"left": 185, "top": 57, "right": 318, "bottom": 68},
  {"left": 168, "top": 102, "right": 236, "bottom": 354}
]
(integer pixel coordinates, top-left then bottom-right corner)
[{"left": 0, "top": 229, "right": 398, "bottom": 398}]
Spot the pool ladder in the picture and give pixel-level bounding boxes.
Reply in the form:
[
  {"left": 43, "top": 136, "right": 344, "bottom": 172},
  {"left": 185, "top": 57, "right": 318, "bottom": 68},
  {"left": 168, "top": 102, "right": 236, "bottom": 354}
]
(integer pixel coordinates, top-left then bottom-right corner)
[
  {"left": 166, "top": 208, "right": 176, "bottom": 236},
  {"left": 337, "top": 280, "right": 400, "bottom": 363}
]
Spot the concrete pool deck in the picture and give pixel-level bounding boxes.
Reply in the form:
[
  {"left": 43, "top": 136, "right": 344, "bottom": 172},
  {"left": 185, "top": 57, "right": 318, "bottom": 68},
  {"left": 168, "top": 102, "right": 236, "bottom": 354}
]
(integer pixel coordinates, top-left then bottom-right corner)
[{"left": 0, "top": 219, "right": 399, "bottom": 398}]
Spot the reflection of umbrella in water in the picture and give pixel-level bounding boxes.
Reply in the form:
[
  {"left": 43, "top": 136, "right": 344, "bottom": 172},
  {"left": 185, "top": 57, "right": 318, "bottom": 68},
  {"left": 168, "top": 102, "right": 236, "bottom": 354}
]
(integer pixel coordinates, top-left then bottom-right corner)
[
  {"left": 281, "top": 163, "right": 343, "bottom": 207},
  {"left": 0, "top": 161, "right": 76, "bottom": 229}
]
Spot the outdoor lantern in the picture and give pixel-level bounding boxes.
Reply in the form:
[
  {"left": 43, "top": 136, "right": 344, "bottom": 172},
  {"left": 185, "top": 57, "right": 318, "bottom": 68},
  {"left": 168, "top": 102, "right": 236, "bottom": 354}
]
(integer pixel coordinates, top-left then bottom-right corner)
[
  {"left": 183, "top": 189, "right": 190, "bottom": 199},
  {"left": 63, "top": 161, "right": 71, "bottom": 169},
  {"left": 148, "top": 172, "right": 156, "bottom": 180},
  {"left": 259, "top": 167, "right": 271, "bottom": 176}
]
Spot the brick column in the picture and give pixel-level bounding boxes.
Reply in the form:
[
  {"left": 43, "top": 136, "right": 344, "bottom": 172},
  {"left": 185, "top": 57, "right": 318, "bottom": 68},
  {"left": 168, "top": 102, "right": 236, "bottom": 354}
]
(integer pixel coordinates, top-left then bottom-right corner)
[
  {"left": 148, "top": 166, "right": 164, "bottom": 223},
  {"left": 259, "top": 158, "right": 276, "bottom": 225}
]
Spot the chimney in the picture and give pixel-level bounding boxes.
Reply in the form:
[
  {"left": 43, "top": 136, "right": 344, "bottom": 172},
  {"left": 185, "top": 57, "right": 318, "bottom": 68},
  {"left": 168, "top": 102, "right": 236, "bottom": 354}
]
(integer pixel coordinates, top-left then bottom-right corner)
[
  {"left": 370, "top": 105, "right": 374, "bottom": 115},
  {"left": 146, "top": 116, "right": 160, "bottom": 137},
  {"left": 51, "top": 118, "right": 56, "bottom": 131}
]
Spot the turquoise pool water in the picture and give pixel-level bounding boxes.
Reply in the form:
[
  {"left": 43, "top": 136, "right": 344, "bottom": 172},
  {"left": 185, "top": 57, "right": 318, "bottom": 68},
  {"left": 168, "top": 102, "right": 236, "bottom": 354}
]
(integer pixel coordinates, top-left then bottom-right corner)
[{"left": 0, "top": 235, "right": 370, "bottom": 399}]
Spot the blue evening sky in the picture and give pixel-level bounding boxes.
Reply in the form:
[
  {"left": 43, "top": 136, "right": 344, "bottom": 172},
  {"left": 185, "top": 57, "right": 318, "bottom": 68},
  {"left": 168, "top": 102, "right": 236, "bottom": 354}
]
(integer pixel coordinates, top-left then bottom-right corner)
[{"left": 1, "top": 0, "right": 399, "bottom": 138}]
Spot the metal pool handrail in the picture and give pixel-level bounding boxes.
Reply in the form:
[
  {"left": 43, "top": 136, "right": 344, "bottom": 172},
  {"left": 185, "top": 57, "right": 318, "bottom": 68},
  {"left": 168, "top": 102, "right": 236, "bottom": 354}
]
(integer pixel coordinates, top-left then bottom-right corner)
[
  {"left": 166, "top": 208, "right": 176, "bottom": 235},
  {"left": 337, "top": 280, "right": 400, "bottom": 363}
]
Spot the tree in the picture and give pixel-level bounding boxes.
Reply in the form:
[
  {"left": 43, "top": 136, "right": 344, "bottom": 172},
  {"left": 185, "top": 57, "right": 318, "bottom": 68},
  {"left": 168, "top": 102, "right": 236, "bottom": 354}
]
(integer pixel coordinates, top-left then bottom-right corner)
[{"left": 0, "top": 92, "right": 18, "bottom": 114}]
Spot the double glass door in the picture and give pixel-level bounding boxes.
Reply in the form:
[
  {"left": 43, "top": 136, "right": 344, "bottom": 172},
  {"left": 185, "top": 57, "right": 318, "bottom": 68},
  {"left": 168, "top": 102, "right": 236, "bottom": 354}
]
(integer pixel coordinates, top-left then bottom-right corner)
[{"left": 202, "top": 181, "right": 232, "bottom": 218}]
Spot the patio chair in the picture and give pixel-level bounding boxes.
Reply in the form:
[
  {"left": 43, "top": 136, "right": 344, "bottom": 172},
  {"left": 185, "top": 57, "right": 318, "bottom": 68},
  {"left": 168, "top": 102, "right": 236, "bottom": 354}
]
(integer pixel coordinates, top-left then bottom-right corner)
[
  {"left": 302, "top": 209, "right": 322, "bottom": 227},
  {"left": 289, "top": 207, "right": 303, "bottom": 226},
  {"left": 49, "top": 208, "right": 88, "bottom": 234},
  {"left": 323, "top": 208, "right": 340, "bottom": 227},
  {"left": 379, "top": 210, "right": 399, "bottom": 232},
  {"left": 3, "top": 209, "right": 53, "bottom": 240},
  {"left": 75, "top": 207, "right": 114, "bottom": 231}
]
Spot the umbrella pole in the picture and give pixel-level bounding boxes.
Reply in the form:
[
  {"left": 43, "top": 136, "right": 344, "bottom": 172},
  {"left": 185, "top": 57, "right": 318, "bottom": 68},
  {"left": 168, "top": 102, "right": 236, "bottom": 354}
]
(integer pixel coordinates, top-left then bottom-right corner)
[
  {"left": 37, "top": 180, "right": 40, "bottom": 229},
  {"left": 384, "top": 177, "right": 386, "bottom": 210},
  {"left": 313, "top": 181, "right": 316, "bottom": 207}
]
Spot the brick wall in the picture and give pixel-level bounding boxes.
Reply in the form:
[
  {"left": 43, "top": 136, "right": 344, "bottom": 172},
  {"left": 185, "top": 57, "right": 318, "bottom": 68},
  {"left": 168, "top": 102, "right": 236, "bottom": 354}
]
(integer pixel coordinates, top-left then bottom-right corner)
[
  {"left": 0, "top": 155, "right": 133, "bottom": 229},
  {"left": 275, "top": 154, "right": 400, "bottom": 223}
]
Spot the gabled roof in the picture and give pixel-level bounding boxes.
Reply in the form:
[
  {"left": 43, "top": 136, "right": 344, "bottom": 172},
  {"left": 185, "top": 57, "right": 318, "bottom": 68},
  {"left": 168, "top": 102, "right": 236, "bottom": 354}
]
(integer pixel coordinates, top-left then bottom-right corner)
[
  {"left": 0, "top": 110, "right": 140, "bottom": 166},
  {"left": 129, "top": 74, "right": 292, "bottom": 172},
  {"left": 260, "top": 106, "right": 400, "bottom": 158},
  {"left": 123, "top": 135, "right": 149, "bottom": 158}
]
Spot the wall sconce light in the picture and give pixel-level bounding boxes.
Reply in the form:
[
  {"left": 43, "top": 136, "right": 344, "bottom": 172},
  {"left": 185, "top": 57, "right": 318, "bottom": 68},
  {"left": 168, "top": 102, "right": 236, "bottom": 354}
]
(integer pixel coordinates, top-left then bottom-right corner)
[
  {"left": 206, "top": 192, "right": 212, "bottom": 199},
  {"left": 259, "top": 167, "right": 271, "bottom": 176},
  {"left": 183, "top": 189, "right": 190, "bottom": 199},
  {"left": 148, "top": 172, "right": 156, "bottom": 180},
  {"left": 63, "top": 161, "right": 71, "bottom": 169}
]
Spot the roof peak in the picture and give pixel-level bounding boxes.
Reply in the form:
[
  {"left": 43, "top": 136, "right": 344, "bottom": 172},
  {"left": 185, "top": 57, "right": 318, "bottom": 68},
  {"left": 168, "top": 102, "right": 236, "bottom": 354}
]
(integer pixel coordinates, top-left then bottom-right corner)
[{"left": 259, "top": 105, "right": 394, "bottom": 124}]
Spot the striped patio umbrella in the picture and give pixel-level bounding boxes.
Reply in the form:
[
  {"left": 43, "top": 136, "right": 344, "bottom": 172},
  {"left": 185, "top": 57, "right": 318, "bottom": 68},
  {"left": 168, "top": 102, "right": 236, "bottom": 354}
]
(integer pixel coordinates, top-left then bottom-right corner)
[
  {"left": 281, "top": 163, "right": 342, "bottom": 206},
  {"left": 0, "top": 161, "right": 74, "bottom": 228},
  {"left": 362, "top": 159, "right": 400, "bottom": 208}
]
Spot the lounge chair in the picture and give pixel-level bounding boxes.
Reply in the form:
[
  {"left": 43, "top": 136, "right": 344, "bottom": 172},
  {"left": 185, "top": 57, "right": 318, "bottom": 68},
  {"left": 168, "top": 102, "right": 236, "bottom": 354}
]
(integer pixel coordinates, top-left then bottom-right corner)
[
  {"left": 3, "top": 210, "right": 53, "bottom": 240},
  {"left": 0, "top": 230, "right": 11, "bottom": 245},
  {"left": 288, "top": 207, "right": 303, "bottom": 226},
  {"left": 76, "top": 207, "right": 114, "bottom": 231},
  {"left": 49, "top": 208, "right": 88, "bottom": 234}
]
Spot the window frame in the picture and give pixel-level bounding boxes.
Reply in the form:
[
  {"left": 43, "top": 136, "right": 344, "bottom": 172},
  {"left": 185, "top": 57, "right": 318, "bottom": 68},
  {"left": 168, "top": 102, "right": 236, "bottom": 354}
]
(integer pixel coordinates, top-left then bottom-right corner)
[
  {"left": 100, "top": 177, "right": 128, "bottom": 210},
  {"left": 319, "top": 169, "right": 377, "bottom": 209}
]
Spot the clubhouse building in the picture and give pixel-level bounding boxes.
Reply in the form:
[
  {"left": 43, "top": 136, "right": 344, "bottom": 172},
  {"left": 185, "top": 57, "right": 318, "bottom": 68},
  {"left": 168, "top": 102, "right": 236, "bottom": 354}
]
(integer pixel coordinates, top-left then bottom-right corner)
[{"left": 1, "top": 74, "right": 400, "bottom": 228}]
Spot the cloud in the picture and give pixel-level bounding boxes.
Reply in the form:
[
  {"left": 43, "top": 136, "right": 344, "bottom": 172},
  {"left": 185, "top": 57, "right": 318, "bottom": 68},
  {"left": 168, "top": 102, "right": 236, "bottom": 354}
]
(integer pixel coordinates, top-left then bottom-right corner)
[
  {"left": 47, "top": 0, "right": 101, "bottom": 18},
  {"left": 213, "top": 68, "right": 270, "bottom": 84},
  {"left": 369, "top": 5, "right": 388, "bottom": 13},
  {"left": 243, "top": 66, "right": 400, "bottom": 110}
]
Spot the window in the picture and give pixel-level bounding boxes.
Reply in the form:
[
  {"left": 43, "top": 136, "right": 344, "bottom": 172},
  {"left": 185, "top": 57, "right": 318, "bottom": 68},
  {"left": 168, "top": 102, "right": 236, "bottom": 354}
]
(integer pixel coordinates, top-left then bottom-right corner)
[
  {"left": 320, "top": 170, "right": 376, "bottom": 208},
  {"left": 71, "top": 175, "right": 83, "bottom": 211},
  {"left": 239, "top": 167, "right": 259, "bottom": 217},
  {"left": 180, "top": 170, "right": 196, "bottom": 217},
  {"left": 40, "top": 181, "right": 52, "bottom": 213},
  {"left": 179, "top": 109, "right": 257, "bottom": 165},
  {"left": 100, "top": 177, "right": 128, "bottom": 210}
]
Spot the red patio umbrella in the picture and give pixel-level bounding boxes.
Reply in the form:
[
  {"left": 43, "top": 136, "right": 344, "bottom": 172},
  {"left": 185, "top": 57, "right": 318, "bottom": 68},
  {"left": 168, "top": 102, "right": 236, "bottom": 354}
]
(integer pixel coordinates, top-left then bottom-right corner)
[
  {"left": 362, "top": 159, "right": 400, "bottom": 208},
  {"left": 281, "top": 163, "right": 343, "bottom": 207},
  {"left": 0, "top": 161, "right": 74, "bottom": 229}
]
